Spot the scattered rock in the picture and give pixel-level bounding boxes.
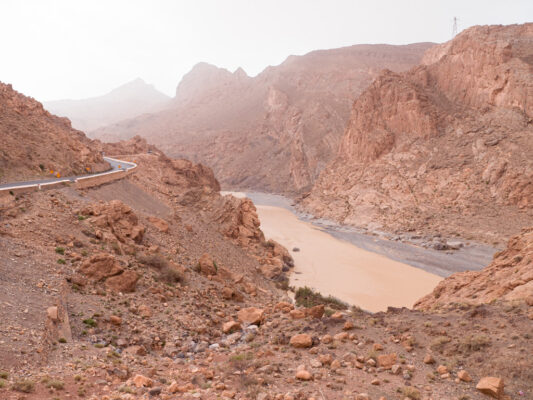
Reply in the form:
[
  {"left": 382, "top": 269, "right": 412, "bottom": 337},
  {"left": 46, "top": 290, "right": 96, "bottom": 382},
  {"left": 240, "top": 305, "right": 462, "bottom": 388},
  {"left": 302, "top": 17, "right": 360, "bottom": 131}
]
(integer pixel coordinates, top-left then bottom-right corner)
[
  {"left": 222, "top": 320, "right": 241, "bottom": 334},
  {"left": 197, "top": 253, "right": 217, "bottom": 276},
  {"left": 458, "top": 370, "right": 472, "bottom": 382},
  {"left": 79, "top": 253, "right": 123, "bottom": 281},
  {"left": 133, "top": 374, "right": 153, "bottom": 388},
  {"left": 290, "top": 334, "right": 313, "bottom": 348},
  {"left": 47, "top": 306, "right": 58, "bottom": 322},
  {"left": 423, "top": 353, "right": 435, "bottom": 364},
  {"left": 377, "top": 353, "right": 397, "bottom": 369},
  {"left": 476, "top": 377, "right": 504, "bottom": 398},
  {"left": 105, "top": 270, "right": 139, "bottom": 293},
  {"left": 295, "top": 369, "right": 313, "bottom": 381},
  {"left": 237, "top": 307, "right": 264, "bottom": 325}
]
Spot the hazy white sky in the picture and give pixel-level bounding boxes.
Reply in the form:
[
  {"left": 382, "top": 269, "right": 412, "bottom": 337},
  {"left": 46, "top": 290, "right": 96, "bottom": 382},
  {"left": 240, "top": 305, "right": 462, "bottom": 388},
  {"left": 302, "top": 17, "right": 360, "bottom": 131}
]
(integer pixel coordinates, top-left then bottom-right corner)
[{"left": 0, "top": 0, "right": 531, "bottom": 101}]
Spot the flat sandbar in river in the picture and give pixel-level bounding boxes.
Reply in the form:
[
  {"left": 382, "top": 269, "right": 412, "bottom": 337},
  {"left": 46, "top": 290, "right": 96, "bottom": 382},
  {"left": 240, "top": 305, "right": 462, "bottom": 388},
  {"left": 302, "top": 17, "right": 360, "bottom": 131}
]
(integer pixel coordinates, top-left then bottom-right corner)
[{"left": 255, "top": 204, "right": 442, "bottom": 313}]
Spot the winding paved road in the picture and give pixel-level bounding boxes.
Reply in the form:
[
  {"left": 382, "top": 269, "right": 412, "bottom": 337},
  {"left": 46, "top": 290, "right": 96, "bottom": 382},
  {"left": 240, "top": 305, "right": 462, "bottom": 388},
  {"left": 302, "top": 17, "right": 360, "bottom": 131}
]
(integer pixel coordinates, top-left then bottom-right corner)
[{"left": 0, "top": 157, "right": 136, "bottom": 190}]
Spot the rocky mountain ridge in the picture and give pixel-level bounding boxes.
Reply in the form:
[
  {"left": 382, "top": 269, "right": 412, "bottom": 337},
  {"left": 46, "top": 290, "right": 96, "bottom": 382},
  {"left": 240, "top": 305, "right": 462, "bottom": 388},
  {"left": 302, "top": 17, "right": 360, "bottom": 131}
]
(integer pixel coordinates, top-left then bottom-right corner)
[
  {"left": 0, "top": 82, "right": 108, "bottom": 184},
  {"left": 92, "top": 43, "right": 433, "bottom": 193},
  {"left": 301, "top": 23, "right": 533, "bottom": 245}
]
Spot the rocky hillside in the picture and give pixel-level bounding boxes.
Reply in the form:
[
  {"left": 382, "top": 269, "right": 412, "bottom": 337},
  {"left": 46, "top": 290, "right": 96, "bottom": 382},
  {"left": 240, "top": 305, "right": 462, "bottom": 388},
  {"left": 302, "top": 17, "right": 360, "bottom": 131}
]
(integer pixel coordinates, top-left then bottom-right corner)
[
  {"left": 44, "top": 78, "right": 170, "bottom": 132},
  {"left": 301, "top": 24, "right": 533, "bottom": 245},
  {"left": 1, "top": 140, "right": 531, "bottom": 399},
  {"left": 92, "top": 43, "right": 433, "bottom": 193},
  {"left": 415, "top": 227, "right": 533, "bottom": 310},
  {"left": 0, "top": 82, "right": 108, "bottom": 184}
]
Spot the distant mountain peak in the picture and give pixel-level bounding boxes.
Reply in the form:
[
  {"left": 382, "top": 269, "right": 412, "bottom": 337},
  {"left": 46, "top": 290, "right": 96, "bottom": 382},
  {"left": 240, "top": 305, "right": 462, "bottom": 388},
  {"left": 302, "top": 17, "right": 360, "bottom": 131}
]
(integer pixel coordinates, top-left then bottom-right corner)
[{"left": 44, "top": 78, "right": 171, "bottom": 133}]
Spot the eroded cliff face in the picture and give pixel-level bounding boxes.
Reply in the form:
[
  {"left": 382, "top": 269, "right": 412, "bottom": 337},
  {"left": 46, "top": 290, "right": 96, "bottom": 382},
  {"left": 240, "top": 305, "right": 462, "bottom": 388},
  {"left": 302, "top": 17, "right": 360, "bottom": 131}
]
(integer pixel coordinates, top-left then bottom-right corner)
[
  {"left": 0, "top": 82, "right": 108, "bottom": 183},
  {"left": 301, "top": 24, "right": 533, "bottom": 244},
  {"left": 415, "top": 227, "right": 533, "bottom": 310},
  {"left": 92, "top": 43, "right": 433, "bottom": 194}
]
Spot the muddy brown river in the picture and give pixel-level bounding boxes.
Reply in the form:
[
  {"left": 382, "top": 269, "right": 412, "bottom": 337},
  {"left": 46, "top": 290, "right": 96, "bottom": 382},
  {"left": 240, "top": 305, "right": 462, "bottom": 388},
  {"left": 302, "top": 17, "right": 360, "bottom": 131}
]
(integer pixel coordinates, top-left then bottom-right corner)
[{"left": 222, "top": 191, "right": 495, "bottom": 313}]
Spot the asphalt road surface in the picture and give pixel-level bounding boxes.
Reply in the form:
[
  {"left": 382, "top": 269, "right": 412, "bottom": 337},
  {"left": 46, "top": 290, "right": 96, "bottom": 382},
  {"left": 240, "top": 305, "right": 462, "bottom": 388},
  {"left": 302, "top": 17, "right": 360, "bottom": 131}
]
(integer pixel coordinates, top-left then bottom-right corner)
[{"left": 0, "top": 157, "right": 136, "bottom": 190}]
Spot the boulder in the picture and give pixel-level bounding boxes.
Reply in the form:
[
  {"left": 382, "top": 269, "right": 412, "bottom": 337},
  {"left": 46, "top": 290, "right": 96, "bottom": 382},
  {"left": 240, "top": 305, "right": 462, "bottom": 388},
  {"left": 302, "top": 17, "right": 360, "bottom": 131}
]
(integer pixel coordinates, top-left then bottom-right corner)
[
  {"left": 138, "top": 304, "right": 153, "bottom": 318},
  {"left": 290, "top": 334, "right": 313, "bottom": 348},
  {"left": 83, "top": 200, "right": 145, "bottom": 244},
  {"left": 79, "top": 253, "right": 123, "bottom": 281},
  {"left": 437, "top": 365, "right": 448, "bottom": 375},
  {"left": 237, "top": 307, "right": 264, "bottom": 325},
  {"left": 222, "top": 321, "right": 241, "bottom": 334},
  {"left": 476, "top": 377, "right": 504, "bottom": 398},
  {"left": 274, "top": 301, "right": 294, "bottom": 313},
  {"left": 133, "top": 374, "right": 153, "bottom": 388},
  {"left": 260, "top": 264, "right": 282, "bottom": 279},
  {"left": 423, "top": 353, "right": 435, "bottom": 364},
  {"left": 295, "top": 370, "right": 313, "bottom": 380},
  {"left": 47, "top": 306, "right": 58, "bottom": 322},
  {"left": 458, "top": 370, "right": 472, "bottom": 382},
  {"left": 289, "top": 309, "right": 306, "bottom": 319},
  {"left": 197, "top": 253, "right": 217, "bottom": 276},
  {"left": 305, "top": 304, "right": 325, "bottom": 319},
  {"left": 105, "top": 270, "right": 139, "bottom": 293},
  {"left": 377, "top": 353, "right": 397, "bottom": 369}
]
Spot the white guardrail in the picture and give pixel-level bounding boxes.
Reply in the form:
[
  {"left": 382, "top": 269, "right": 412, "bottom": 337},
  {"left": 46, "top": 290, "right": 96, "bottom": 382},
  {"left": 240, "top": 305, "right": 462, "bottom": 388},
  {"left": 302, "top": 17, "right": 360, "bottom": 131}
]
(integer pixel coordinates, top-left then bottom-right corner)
[{"left": 0, "top": 157, "right": 137, "bottom": 194}]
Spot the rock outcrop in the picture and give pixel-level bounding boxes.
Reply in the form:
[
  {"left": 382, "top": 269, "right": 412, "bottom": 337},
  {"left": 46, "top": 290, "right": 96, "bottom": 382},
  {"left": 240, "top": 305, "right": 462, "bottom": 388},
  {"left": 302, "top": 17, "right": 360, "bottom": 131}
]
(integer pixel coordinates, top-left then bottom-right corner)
[
  {"left": 415, "top": 227, "right": 533, "bottom": 310},
  {"left": 81, "top": 200, "right": 145, "bottom": 250},
  {"left": 302, "top": 24, "right": 533, "bottom": 243},
  {"left": 0, "top": 82, "right": 108, "bottom": 183},
  {"left": 92, "top": 43, "right": 432, "bottom": 194}
]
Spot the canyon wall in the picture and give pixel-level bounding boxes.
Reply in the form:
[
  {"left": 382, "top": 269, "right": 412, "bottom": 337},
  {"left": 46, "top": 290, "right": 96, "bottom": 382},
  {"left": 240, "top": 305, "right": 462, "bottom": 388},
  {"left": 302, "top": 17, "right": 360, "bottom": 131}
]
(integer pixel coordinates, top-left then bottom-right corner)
[
  {"left": 92, "top": 43, "right": 433, "bottom": 194},
  {"left": 301, "top": 24, "right": 533, "bottom": 244}
]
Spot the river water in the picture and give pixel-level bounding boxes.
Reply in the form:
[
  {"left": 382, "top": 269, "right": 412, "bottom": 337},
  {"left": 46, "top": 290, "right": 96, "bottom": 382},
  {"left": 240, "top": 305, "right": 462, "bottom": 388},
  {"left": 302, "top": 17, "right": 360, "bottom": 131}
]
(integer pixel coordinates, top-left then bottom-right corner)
[{"left": 222, "top": 191, "right": 495, "bottom": 313}]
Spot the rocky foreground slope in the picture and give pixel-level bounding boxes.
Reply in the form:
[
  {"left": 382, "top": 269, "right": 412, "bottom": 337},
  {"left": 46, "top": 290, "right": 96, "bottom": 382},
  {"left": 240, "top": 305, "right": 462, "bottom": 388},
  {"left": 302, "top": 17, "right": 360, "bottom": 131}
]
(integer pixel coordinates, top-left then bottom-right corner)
[
  {"left": 301, "top": 24, "right": 533, "bottom": 245},
  {"left": 0, "top": 138, "right": 531, "bottom": 399},
  {"left": 44, "top": 78, "right": 171, "bottom": 132},
  {"left": 92, "top": 43, "right": 432, "bottom": 193},
  {"left": 415, "top": 227, "right": 533, "bottom": 310},
  {"left": 0, "top": 82, "right": 108, "bottom": 184}
]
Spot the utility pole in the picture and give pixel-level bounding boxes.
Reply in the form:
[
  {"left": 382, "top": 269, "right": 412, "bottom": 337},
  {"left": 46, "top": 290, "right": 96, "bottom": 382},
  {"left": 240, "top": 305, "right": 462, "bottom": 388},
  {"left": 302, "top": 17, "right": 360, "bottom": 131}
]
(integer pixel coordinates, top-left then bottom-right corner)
[{"left": 452, "top": 17, "right": 458, "bottom": 37}]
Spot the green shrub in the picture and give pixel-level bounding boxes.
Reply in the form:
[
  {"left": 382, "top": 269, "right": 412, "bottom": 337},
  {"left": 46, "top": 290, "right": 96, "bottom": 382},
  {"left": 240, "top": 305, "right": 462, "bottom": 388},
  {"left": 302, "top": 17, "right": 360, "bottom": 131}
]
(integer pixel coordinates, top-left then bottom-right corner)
[
  {"left": 55, "top": 247, "right": 65, "bottom": 255},
  {"left": 430, "top": 336, "right": 451, "bottom": 352},
  {"left": 458, "top": 335, "right": 491, "bottom": 353},
  {"left": 138, "top": 253, "right": 168, "bottom": 270},
  {"left": 12, "top": 380, "right": 35, "bottom": 393},
  {"left": 44, "top": 379, "right": 64, "bottom": 390},
  {"left": 295, "top": 286, "right": 348, "bottom": 310},
  {"left": 82, "top": 318, "right": 97, "bottom": 327},
  {"left": 57, "top": 258, "right": 66, "bottom": 264},
  {"left": 159, "top": 266, "right": 184, "bottom": 285},
  {"left": 400, "top": 386, "right": 421, "bottom": 400}
]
